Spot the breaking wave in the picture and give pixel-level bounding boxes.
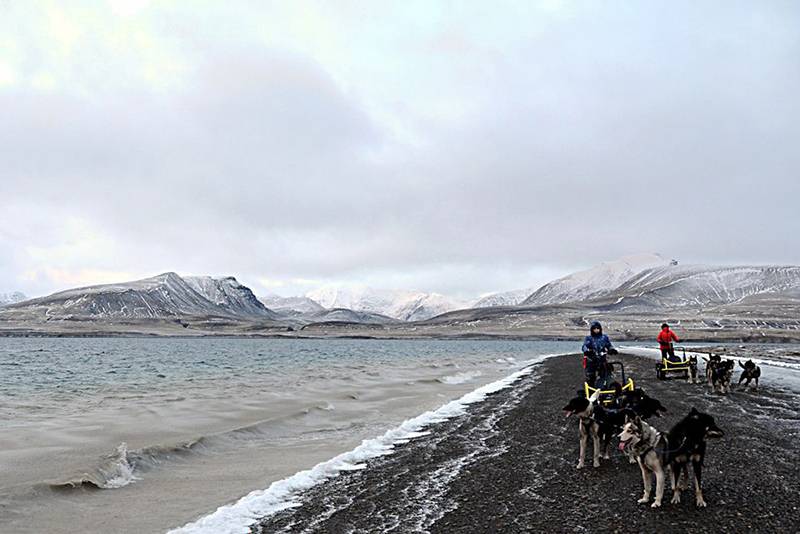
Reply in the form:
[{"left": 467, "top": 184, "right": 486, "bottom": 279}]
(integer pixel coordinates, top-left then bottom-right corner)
[{"left": 47, "top": 440, "right": 206, "bottom": 491}]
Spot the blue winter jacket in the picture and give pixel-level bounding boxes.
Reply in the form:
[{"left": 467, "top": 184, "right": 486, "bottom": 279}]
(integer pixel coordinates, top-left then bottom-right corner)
[{"left": 581, "top": 321, "right": 614, "bottom": 368}]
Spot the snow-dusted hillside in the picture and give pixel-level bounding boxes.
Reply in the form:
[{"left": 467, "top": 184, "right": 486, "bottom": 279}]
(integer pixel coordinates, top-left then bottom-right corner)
[
  {"left": 521, "top": 253, "right": 675, "bottom": 306},
  {"left": 608, "top": 265, "right": 800, "bottom": 311},
  {"left": 305, "top": 286, "right": 464, "bottom": 321},
  {"left": 473, "top": 288, "right": 536, "bottom": 308},
  {"left": 0, "top": 292, "right": 26, "bottom": 306},
  {"left": 305, "top": 308, "right": 399, "bottom": 324},
  {"left": 2, "top": 273, "right": 278, "bottom": 320},
  {"left": 184, "top": 276, "right": 271, "bottom": 316}
]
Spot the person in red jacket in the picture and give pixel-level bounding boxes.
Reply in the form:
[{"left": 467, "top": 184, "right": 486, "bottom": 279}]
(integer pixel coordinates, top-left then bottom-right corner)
[{"left": 657, "top": 323, "right": 681, "bottom": 362}]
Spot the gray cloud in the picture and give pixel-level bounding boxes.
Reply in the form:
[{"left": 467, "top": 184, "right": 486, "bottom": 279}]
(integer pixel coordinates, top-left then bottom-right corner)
[{"left": 1, "top": 1, "right": 799, "bottom": 298}]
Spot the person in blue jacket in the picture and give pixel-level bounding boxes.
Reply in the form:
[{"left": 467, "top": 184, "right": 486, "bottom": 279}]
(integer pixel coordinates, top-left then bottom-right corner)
[{"left": 581, "top": 321, "right": 618, "bottom": 388}]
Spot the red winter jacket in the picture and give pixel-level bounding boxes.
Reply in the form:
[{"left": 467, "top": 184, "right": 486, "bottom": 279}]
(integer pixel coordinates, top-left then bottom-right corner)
[{"left": 657, "top": 329, "right": 679, "bottom": 349}]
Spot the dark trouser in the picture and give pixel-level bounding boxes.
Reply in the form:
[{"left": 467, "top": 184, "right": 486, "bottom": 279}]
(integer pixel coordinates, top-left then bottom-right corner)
[
  {"left": 661, "top": 346, "right": 679, "bottom": 362},
  {"left": 585, "top": 362, "right": 609, "bottom": 389}
]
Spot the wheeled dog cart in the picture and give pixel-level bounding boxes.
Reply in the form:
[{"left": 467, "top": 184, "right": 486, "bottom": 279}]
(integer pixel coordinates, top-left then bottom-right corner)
[
  {"left": 655, "top": 346, "right": 691, "bottom": 380},
  {"left": 584, "top": 361, "right": 634, "bottom": 405}
]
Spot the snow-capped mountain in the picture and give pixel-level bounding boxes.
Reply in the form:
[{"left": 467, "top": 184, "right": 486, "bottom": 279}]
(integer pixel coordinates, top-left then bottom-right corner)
[
  {"left": 259, "top": 295, "right": 325, "bottom": 315},
  {"left": 305, "top": 286, "right": 465, "bottom": 321},
  {"left": 472, "top": 287, "right": 537, "bottom": 308},
  {"left": 184, "top": 276, "right": 271, "bottom": 316},
  {"left": 521, "top": 253, "right": 676, "bottom": 306},
  {"left": 2, "top": 273, "right": 277, "bottom": 320},
  {"left": 0, "top": 292, "right": 26, "bottom": 306},
  {"left": 607, "top": 264, "right": 800, "bottom": 311}
]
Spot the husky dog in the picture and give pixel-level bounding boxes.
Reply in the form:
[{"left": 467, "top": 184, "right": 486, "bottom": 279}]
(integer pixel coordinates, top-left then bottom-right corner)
[
  {"left": 711, "top": 360, "right": 735, "bottom": 394},
  {"left": 687, "top": 355, "right": 699, "bottom": 384},
  {"left": 618, "top": 416, "right": 668, "bottom": 507},
  {"left": 563, "top": 390, "right": 608, "bottom": 468},
  {"left": 703, "top": 354, "right": 721, "bottom": 388},
  {"left": 665, "top": 408, "right": 724, "bottom": 507},
  {"left": 738, "top": 360, "right": 761, "bottom": 390},
  {"left": 619, "top": 408, "right": 723, "bottom": 508},
  {"left": 618, "top": 388, "right": 667, "bottom": 419}
]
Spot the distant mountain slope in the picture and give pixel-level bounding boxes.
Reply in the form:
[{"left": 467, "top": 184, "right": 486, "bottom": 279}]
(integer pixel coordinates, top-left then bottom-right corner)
[
  {"left": 606, "top": 265, "right": 800, "bottom": 311},
  {"left": 473, "top": 288, "right": 536, "bottom": 308},
  {"left": 305, "top": 286, "right": 464, "bottom": 321},
  {"left": 521, "top": 253, "right": 675, "bottom": 306},
  {"left": 184, "top": 276, "right": 272, "bottom": 316},
  {"left": 259, "top": 295, "right": 325, "bottom": 315},
  {"left": 0, "top": 292, "right": 27, "bottom": 307},
  {"left": 2, "top": 273, "right": 278, "bottom": 320},
  {"left": 305, "top": 308, "right": 399, "bottom": 324}
]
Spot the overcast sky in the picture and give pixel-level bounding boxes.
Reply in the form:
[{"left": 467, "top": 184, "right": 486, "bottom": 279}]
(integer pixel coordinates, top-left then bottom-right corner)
[{"left": 1, "top": 0, "right": 799, "bottom": 300}]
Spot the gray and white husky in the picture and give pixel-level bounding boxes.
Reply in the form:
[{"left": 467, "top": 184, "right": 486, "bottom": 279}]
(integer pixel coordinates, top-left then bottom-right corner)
[{"left": 619, "top": 415, "right": 669, "bottom": 507}]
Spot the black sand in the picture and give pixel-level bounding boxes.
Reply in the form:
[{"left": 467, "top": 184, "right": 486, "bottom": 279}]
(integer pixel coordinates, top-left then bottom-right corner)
[{"left": 253, "top": 354, "right": 800, "bottom": 533}]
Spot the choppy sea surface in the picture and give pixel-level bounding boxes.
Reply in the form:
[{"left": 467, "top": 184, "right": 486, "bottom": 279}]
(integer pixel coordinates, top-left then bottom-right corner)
[{"left": 0, "top": 337, "right": 575, "bottom": 534}]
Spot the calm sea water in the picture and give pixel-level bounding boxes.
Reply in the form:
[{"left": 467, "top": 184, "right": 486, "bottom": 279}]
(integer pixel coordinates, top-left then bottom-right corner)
[{"left": 0, "top": 337, "right": 576, "bottom": 534}]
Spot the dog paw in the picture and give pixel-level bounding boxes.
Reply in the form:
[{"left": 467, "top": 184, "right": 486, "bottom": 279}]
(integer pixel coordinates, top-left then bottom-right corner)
[
  {"left": 637, "top": 497, "right": 649, "bottom": 504},
  {"left": 671, "top": 494, "right": 681, "bottom": 504},
  {"left": 576, "top": 462, "right": 585, "bottom": 469},
  {"left": 651, "top": 501, "right": 662, "bottom": 508},
  {"left": 603, "top": 454, "right": 610, "bottom": 460},
  {"left": 593, "top": 460, "right": 600, "bottom": 467},
  {"left": 696, "top": 499, "right": 707, "bottom": 508}
]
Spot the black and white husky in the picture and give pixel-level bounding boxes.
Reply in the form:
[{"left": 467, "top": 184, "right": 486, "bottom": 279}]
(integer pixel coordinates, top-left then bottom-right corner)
[
  {"left": 711, "top": 360, "right": 735, "bottom": 394},
  {"left": 703, "top": 354, "right": 721, "bottom": 385},
  {"left": 738, "top": 360, "right": 761, "bottom": 390},
  {"left": 563, "top": 390, "right": 609, "bottom": 469},
  {"left": 618, "top": 408, "right": 723, "bottom": 508},
  {"left": 687, "top": 355, "right": 699, "bottom": 384}
]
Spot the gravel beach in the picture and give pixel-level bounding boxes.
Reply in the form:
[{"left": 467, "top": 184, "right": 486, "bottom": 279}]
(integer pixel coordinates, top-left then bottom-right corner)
[{"left": 253, "top": 353, "right": 800, "bottom": 533}]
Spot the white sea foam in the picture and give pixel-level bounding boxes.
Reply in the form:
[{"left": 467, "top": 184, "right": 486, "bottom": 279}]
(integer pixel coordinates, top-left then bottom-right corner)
[
  {"left": 438, "top": 370, "right": 482, "bottom": 384},
  {"left": 167, "top": 352, "right": 563, "bottom": 534},
  {"left": 99, "top": 443, "right": 138, "bottom": 489}
]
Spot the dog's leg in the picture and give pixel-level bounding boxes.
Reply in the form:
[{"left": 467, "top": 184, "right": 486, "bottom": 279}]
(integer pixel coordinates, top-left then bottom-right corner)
[
  {"left": 670, "top": 465, "right": 681, "bottom": 504},
  {"left": 754, "top": 376, "right": 759, "bottom": 391},
  {"left": 693, "top": 460, "right": 706, "bottom": 508},
  {"left": 577, "top": 421, "right": 587, "bottom": 469},
  {"left": 637, "top": 461, "right": 651, "bottom": 504},
  {"left": 652, "top": 465, "right": 665, "bottom": 508},
  {"left": 592, "top": 427, "right": 601, "bottom": 467},
  {"left": 680, "top": 463, "right": 689, "bottom": 491}
]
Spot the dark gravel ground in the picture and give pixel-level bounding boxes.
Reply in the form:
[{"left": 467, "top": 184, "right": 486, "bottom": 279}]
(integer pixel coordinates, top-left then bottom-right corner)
[{"left": 253, "top": 353, "right": 800, "bottom": 533}]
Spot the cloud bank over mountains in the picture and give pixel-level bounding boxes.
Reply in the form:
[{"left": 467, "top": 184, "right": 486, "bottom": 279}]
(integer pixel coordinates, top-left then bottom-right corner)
[{"left": 1, "top": 1, "right": 798, "bottom": 299}]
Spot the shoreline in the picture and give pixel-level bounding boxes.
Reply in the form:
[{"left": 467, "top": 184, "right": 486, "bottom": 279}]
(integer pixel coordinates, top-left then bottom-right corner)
[
  {"left": 2, "top": 329, "right": 800, "bottom": 344},
  {"left": 250, "top": 352, "right": 800, "bottom": 533}
]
